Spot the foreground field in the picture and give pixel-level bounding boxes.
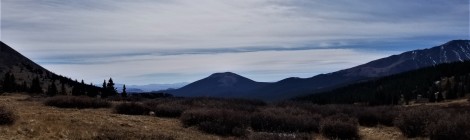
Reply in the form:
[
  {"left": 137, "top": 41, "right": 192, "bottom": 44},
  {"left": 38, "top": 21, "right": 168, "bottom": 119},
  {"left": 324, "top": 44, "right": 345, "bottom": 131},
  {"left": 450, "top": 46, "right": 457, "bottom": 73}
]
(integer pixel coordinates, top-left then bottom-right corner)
[
  {"left": 0, "top": 94, "right": 219, "bottom": 140},
  {"left": 1, "top": 93, "right": 469, "bottom": 140}
]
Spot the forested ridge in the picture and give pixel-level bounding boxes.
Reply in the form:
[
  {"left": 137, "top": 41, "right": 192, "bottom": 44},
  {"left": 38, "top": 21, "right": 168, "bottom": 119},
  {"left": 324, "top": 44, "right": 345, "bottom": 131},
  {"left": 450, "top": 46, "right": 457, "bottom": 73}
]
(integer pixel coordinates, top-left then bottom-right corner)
[{"left": 296, "top": 61, "right": 470, "bottom": 105}]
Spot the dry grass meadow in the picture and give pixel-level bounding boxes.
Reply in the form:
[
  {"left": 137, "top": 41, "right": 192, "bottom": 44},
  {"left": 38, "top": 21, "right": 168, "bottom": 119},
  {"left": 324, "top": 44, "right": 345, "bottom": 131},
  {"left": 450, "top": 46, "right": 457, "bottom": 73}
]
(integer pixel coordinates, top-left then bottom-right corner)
[
  {"left": 0, "top": 93, "right": 220, "bottom": 140},
  {"left": 3, "top": 93, "right": 467, "bottom": 140}
]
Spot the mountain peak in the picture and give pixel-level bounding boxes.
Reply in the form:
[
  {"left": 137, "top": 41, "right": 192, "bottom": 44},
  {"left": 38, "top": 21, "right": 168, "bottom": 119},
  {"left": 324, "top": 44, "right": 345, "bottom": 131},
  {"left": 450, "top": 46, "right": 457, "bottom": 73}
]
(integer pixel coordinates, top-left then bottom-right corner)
[
  {"left": 442, "top": 40, "right": 470, "bottom": 47},
  {"left": 207, "top": 72, "right": 248, "bottom": 86},
  {"left": 209, "top": 72, "right": 238, "bottom": 77},
  {"left": 170, "top": 72, "right": 268, "bottom": 97}
]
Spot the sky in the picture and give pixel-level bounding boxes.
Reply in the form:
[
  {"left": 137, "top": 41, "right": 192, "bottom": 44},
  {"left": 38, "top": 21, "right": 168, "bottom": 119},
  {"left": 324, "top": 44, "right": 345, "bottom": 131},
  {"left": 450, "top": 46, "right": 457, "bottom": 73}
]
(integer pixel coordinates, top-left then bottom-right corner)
[{"left": 1, "top": 0, "right": 469, "bottom": 85}]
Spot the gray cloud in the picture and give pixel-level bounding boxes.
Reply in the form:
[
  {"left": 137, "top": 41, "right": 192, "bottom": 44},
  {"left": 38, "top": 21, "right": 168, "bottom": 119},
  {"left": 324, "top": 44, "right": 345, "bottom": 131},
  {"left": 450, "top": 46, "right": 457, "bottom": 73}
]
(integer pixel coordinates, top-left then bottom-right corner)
[{"left": 1, "top": 0, "right": 468, "bottom": 84}]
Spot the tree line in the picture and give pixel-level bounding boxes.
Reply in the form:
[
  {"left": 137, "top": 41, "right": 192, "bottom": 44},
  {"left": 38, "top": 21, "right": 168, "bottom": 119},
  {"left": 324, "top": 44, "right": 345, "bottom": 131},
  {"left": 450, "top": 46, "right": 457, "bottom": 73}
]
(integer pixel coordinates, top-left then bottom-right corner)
[{"left": 0, "top": 71, "right": 130, "bottom": 98}]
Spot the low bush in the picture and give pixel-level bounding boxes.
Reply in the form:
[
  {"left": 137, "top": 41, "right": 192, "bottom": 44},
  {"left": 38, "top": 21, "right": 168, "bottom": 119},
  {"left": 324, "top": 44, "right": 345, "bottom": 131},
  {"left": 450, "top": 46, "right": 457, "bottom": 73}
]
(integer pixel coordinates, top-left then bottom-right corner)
[
  {"left": 248, "top": 132, "right": 312, "bottom": 140},
  {"left": 45, "top": 96, "right": 111, "bottom": 109},
  {"left": 151, "top": 104, "right": 188, "bottom": 118},
  {"left": 0, "top": 106, "right": 16, "bottom": 125},
  {"left": 251, "top": 107, "right": 321, "bottom": 133},
  {"left": 275, "top": 102, "right": 363, "bottom": 117},
  {"left": 275, "top": 102, "right": 335, "bottom": 116},
  {"left": 144, "top": 100, "right": 189, "bottom": 118},
  {"left": 356, "top": 108, "right": 379, "bottom": 127},
  {"left": 180, "top": 109, "right": 250, "bottom": 136},
  {"left": 94, "top": 128, "right": 175, "bottom": 140},
  {"left": 443, "top": 103, "right": 470, "bottom": 114},
  {"left": 374, "top": 106, "right": 398, "bottom": 126},
  {"left": 394, "top": 107, "right": 446, "bottom": 138},
  {"left": 428, "top": 113, "right": 470, "bottom": 140},
  {"left": 130, "top": 92, "right": 173, "bottom": 99},
  {"left": 180, "top": 97, "right": 264, "bottom": 112},
  {"left": 114, "top": 102, "right": 149, "bottom": 115},
  {"left": 197, "top": 121, "right": 247, "bottom": 136},
  {"left": 320, "top": 114, "right": 359, "bottom": 140}
]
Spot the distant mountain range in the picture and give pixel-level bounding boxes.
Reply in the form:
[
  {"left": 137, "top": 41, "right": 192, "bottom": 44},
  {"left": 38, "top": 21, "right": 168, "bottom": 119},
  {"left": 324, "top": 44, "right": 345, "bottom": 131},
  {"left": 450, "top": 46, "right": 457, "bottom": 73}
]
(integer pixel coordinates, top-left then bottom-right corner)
[
  {"left": 115, "top": 83, "right": 188, "bottom": 93},
  {"left": 169, "top": 40, "right": 470, "bottom": 100}
]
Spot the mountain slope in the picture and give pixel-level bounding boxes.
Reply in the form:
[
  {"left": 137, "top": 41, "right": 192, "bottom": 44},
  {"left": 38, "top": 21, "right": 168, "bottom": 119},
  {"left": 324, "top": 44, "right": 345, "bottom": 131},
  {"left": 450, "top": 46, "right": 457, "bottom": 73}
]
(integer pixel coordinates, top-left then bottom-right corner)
[
  {"left": 172, "top": 40, "right": 470, "bottom": 100},
  {"left": 0, "top": 41, "right": 44, "bottom": 74},
  {"left": 295, "top": 61, "right": 470, "bottom": 105},
  {"left": 0, "top": 41, "right": 97, "bottom": 94},
  {"left": 170, "top": 72, "right": 269, "bottom": 97},
  {"left": 0, "top": 41, "right": 54, "bottom": 91},
  {"left": 250, "top": 40, "right": 470, "bottom": 100}
]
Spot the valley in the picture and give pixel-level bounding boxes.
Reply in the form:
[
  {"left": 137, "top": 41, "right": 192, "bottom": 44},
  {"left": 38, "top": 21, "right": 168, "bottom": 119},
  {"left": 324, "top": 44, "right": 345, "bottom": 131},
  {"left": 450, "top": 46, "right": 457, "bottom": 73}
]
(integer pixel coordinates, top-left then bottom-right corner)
[
  {"left": 2, "top": 0, "right": 469, "bottom": 139},
  {"left": 0, "top": 93, "right": 468, "bottom": 140}
]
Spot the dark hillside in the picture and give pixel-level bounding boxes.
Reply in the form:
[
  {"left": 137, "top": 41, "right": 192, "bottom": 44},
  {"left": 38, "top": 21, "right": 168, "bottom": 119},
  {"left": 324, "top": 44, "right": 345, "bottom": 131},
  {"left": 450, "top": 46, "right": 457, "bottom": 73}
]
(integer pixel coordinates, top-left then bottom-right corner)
[
  {"left": 296, "top": 61, "right": 470, "bottom": 105},
  {"left": 0, "top": 41, "right": 101, "bottom": 96}
]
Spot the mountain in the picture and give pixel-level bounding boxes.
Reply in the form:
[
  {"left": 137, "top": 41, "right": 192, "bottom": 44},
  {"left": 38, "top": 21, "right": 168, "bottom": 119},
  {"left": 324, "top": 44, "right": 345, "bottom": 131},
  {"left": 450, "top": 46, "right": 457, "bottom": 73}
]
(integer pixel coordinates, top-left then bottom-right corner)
[
  {"left": 115, "top": 83, "right": 188, "bottom": 93},
  {"left": 0, "top": 41, "right": 54, "bottom": 92},
  {"left": 169, "top": 72, "right": 269, "bottom": 97},
  {"left": 342, "top": 40, "right": 470, "bottom": 77},
  {"left": 0, "top": 41, "right": 44, "bottom": 75},
  {"left": 250, "top": 40, "right": 470, "bottom": 100},
  {"left": 171, "top": 40, "right": 470, "bottom": 100},
  {"left": 295, "top": 61, "right": 470, "bottom": 105},
  {"left": 0, "top": 41, "right": 98, "bottom": 94}
]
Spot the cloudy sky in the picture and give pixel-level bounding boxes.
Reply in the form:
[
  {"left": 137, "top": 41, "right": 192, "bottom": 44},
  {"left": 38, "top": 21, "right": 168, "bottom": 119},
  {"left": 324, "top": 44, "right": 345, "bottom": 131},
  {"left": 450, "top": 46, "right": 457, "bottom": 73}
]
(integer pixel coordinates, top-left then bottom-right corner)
[{"left": 1, "top": 0, "right": 469, "bottom": 85}]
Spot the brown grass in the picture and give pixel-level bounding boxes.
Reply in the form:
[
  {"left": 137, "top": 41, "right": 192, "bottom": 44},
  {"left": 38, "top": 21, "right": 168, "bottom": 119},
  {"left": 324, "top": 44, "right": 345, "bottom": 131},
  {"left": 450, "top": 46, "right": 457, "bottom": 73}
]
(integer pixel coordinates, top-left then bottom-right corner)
[
  {"left": 0, "top": 106, "right": 17, "bottom": 125},
  {"left": 251, "top": 107, "right": 321, "bottom": 133},
  {"left": 0, "top": 93, "right": 438, "bottom": 140},
  {"left": 0, "top": 94, "right": 220, "bottom": 140},
  {"left": 44, "top": 96, "right": 111, "bottom": 109},
  {"left": 320, "top": 114, "right": 359, "bottom": 139}
]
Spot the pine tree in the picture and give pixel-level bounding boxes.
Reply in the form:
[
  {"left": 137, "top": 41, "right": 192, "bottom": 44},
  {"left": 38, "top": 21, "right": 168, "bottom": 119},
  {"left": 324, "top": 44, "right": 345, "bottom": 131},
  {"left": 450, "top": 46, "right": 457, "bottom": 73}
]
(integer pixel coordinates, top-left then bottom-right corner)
[
  {"left": 60, "top": 83, "right": 67, "bottom": 95},
  {"left": 101, "top": 80, "right": 108, "bottom": 98},
  {"left": 71, "top": 85, "right": 80, "bottom": 96},
  {"left": 21, "top": 81, "right": 28, "bottom": 92},
  {"left": 2, "top": 72, "right": 17, "bottom": 92},
  {"left": 87, "top": 87, "right": 99, "bottom": 97},
  {"left": 437, "top": 92, "right": 444, "bottom": 102},
  {"left": 102, "top": 80, "right": 107, "bottom": 89},
  {"left": 80, "top": 80, "right": 86, "bottom": 95},
  {"left": 9, "top": 74, "right": 16, "bottom": 92},
  {"left": 30, "top": 77, "right": 43, "bottom": 94},
  {"left": 2, "top": 72, "right": 11, "bottom": 92},
  {"left": 106, "top": 78, "right": 117, "bottom": 97},
  {"left": 122, "top": 84, "right": 127, "bottom": 97},
  {"left": 47, "top": 82, "right": 58, "bottom": 96},
  {"left": 86, "top": 83, "right": 99, "bottom": 97},
  {"left": 446, "top": 79, "right": 457, "bottom": 99}
]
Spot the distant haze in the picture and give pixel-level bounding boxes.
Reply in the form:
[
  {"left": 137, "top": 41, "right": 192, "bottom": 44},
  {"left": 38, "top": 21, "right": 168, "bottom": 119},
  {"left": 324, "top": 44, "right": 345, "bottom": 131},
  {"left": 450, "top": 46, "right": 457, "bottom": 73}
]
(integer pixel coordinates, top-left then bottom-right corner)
[
  {"left": 115, "top": 83, "right": 188, "bottom": 93},
  {"left": 1, "top": 0, "right": 468, "bottom": 85}
]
